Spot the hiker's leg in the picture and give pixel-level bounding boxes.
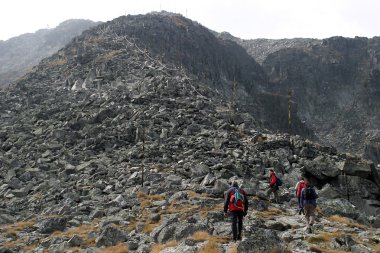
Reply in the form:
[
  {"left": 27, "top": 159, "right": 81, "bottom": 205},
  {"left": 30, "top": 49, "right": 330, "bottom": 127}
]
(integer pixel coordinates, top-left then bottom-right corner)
[
  {"left": 297, "top": 197, "right": 301, "bottom": 209},
  {"left": 274, "top": 189, "right": 279, "bottom": 203},
  {"left": 231, "top": 211, "right": 238, "bottom": 241},
  {"left": 266, "top": 188, "right": 273, "bottom": 200},
  {"left": 309, "top": 205, "right": 316, "bottom": 225},
  {"left": 304, "top": 204, "right": 312, "bottom": 227},
  {"left": 237, "top": 212, "right": 243, "bottom": 240}
]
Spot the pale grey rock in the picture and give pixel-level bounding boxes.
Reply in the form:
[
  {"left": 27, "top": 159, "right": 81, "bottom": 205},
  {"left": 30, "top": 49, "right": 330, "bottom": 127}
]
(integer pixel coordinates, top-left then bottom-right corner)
[
  {"left": 318, "top": 198, "right": 360, "bottom": 219},
  {"left": 37, "top": 216, "right": 68, "bottom": 234},
  {"left": 238, "top": 228, "right": 285, "bottom": 253},
  {"left": 95, "top": 224, "right": 128, "bottom": 247}
]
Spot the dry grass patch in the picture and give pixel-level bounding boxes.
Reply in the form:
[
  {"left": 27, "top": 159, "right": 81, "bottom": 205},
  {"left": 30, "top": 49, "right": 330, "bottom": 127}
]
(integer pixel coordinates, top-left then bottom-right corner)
[
  {"left": 163, "top": 202, "right": 223, "bottom": 221},
  {"left": 150, "top": 241, "right": 177, "bottom": 253},
  {"left": 1, "top": 220, "right": 36, "bottom": 233},
  {"left": 255, "top": 207, "right": 287, "bottom": 219},
  {"left": 20, "top": 244, "right": 40, "bottom": 252},
  {"left": 191, "top": 232, "right": 230, "bottom": 245},
  {"left": 163, "top": 203, "right": 200, "bottom": 221},
  {"left": 308, "top": 246, "right": 351, "bottom": 253},
  {"left": 143, "top": 221, "right": 161, "bottom": 234},
  {"left": 128, "top": 193, "right": 165, "bottom": 234},
  {"left": 126, "top": 219, "right": 155, "bottom": 234},
  {"left": 137, "top": 192, "right": 166, "bottom": 209},
  {"left": 373, "top": 244, "right": 380, "bottom": 253},
  {"left": 269, "top": 249, "right": 285, "bottom": 253},
  {"left": 0, "top": 220, "right": 39, "bottom": 252},
  {"left": 98, "top": 243, "right": 129, "bottom": 253},
  {"left": 192, "top": 231, "right": 210, "bottom": 242},
  {"left": 127, "top": 220, "right": 137, "bottom": 233},
  {"left": 327, "top": 215, "right": 368, "bottom": 229},
  {"left": 197, "top": 239, "right": 220, "bottom": 253},
  {"left": 51, "top": 224, "right": 97, "bottom": 238},
  {"left": 187, "top": 191, "right": 210, "bottom": 198},
  {"left": 199, "top": 203, "right": 224, "bottom": 218},
  {"left": 50, "top": 224, "right": 98, "bottom": 247},
  {"left": 306, "top": 231, "right": 346, "bottom": 245},
  {"left": 61, "top": 247, "right": 83, "bottom": 253},
  {"left": 0, "top": 238, "right": 23, "bottom": 247}
]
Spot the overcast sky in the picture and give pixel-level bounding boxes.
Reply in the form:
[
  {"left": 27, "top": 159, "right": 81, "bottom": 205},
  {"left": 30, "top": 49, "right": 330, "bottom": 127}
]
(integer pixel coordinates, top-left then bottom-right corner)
[{"left": 1, "top": 0, "right": 379, "bottom": 41}]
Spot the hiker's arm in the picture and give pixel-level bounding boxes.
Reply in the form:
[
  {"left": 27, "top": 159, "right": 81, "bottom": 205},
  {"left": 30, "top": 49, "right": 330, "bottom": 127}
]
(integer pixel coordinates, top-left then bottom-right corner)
[{"left": 224, "top": 190, "right": 230, "bottom": 213}]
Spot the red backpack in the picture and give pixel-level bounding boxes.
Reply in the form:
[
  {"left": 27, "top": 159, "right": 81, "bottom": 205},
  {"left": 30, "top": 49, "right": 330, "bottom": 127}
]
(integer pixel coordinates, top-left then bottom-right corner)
[{"left": 297, "top": 181, "right": 305, "bottom": 197}]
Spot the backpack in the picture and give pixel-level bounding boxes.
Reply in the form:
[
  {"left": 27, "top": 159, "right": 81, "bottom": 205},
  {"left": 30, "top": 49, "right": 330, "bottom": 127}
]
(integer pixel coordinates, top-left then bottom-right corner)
[
  {"left": 230, "top": 187, "right": 245, "bottom": 210},
  {"left": 297, "top": 181, "right": 305, "bottom": 197},
  {"left": 276, "top": 176, "right": 283, "bottom": 186},
  {"left": 304, "top": 186, "right": 316, "bottom": 200}
]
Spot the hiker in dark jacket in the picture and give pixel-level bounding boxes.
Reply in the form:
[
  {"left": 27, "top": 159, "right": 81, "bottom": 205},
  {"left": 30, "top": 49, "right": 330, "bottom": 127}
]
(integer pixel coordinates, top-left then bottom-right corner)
[
  {"left": 300, "top": 181, "right": 318, "bottom": 233},
  {"left": 224, "top": 182, "right": 249, "bottom": 242},
  {"left": 266, "top": 168, "right": 279, "bottom": 203}
]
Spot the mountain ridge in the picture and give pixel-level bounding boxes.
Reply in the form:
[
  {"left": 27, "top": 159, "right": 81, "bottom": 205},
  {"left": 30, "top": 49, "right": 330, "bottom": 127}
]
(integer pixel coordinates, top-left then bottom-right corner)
[{"left": 0, "top": 19, "right": 99, "bottom": 88}]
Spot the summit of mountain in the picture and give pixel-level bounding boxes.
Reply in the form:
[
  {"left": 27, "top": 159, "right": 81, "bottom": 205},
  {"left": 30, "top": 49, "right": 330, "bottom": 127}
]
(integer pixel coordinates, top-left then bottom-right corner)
[{"left": 16, "top": 12, "right": 313, "bottom": 138}]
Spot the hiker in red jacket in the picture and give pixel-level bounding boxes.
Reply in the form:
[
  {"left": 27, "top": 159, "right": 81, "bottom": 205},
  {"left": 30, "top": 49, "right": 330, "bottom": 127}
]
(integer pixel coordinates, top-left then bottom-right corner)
[
  {"left": 266, "top": 169, "right": 279, "bottom": 203},
  {"left": 224, "top": 182, "right": 249, "bottom": 242},
  {"left": 295, "top": 176, "right": 306, "bottom": 214}
]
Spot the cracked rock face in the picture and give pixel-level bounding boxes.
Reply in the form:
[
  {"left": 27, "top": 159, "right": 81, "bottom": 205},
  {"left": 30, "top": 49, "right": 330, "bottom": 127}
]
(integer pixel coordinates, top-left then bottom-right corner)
[
  {"left": 237, "top": 36, "right": 380, "bottom": 162},
  {"left": 0, "top": 12, "right": 379, "bottom": 253}
]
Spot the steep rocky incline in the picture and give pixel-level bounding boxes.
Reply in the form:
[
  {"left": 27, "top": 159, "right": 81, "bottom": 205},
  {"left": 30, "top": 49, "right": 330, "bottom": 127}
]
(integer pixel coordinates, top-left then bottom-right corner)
[
  {"left": 18, "top": 12, "right": 314, "bottom": 138},
  {"left": 0, "top": 13, "right": 379, "bottom": 253},
  {"left": 0, "top": 19, "right": 99, "bottom": 88}
]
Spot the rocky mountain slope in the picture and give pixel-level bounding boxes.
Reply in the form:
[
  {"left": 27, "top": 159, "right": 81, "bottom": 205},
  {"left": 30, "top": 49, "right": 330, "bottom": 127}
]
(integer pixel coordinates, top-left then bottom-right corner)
[
  {"left": 0, "top": 19, "right": 99, "bottom": 88},
  {"left": 0, "top": 12, "right": 380, "bottom": 253},
  {"left": 231, "top": 36, "right": 380, "bottom": 165}
]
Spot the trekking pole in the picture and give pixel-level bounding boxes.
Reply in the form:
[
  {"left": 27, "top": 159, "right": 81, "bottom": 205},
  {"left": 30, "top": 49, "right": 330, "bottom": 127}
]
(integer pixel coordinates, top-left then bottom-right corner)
[
  {"left": 344, "top": 172, "right": 350, "bottom": 201},
  {"left": 288, "top": 88, "right": 292, "bottom": 134},
  {"left": 141, "top": 125, "right": 145, "bottom": 187}
]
